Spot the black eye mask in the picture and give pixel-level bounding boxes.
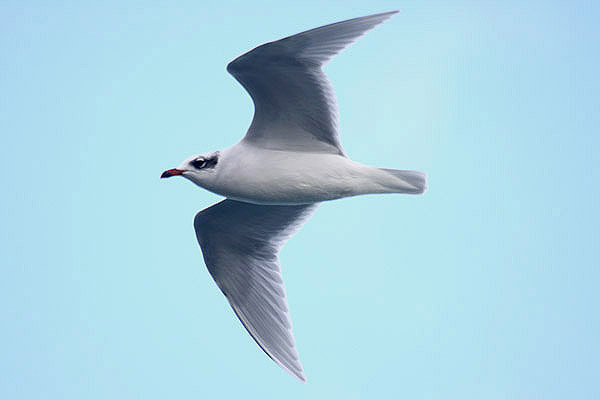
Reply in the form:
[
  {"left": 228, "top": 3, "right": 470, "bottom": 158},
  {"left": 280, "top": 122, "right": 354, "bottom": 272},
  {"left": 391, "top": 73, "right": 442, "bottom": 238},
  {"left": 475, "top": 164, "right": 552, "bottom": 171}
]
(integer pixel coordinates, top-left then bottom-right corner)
[{"left": 191, "top": 155, "right": 218, "bottom": 170}]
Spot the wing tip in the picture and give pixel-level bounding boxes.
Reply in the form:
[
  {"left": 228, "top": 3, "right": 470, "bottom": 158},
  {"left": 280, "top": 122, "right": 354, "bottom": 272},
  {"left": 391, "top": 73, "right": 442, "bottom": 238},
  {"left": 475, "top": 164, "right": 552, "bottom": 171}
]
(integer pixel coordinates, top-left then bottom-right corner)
[
  {"left": 276, "top": 358, "right": 307, "bottom": 383},
  {"left": 295, "top": 371, "right": 308, "bottom": 384},
  {"left": 365, "top": 10, "right": 400, "bottom": 20},
  {"left": 361, "top": 10, "right": 400, "bottom": 27}
]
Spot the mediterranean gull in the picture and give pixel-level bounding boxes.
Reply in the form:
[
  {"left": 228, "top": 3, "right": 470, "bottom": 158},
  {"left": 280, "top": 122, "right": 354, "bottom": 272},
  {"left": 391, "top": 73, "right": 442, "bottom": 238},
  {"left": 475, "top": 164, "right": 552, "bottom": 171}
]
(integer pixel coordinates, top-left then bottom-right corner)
[{"left": 161, "top": 10, "right": 426, "bottom": 382}]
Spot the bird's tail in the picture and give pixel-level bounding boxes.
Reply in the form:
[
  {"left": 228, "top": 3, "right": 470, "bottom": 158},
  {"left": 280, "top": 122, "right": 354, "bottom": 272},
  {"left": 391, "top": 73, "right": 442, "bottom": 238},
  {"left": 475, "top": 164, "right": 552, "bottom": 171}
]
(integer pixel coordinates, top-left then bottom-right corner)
[{"left": 379, "top": 168, "right": 427, "bottom": 194}]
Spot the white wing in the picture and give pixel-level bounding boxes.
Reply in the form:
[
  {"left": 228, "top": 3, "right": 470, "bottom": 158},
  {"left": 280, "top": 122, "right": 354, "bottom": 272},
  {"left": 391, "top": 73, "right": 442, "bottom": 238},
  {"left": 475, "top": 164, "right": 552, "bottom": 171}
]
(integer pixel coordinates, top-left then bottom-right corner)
[
  {"left": 193, "top": 199, "right": 319, "bottom": 382},
  {"left": 227, "top": 11, "right": 398, "bottom": 155}
]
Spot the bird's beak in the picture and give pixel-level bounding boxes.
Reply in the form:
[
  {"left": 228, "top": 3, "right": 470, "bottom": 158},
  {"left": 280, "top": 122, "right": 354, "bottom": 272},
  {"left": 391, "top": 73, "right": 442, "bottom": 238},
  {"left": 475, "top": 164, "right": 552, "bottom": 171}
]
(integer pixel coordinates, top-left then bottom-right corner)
[{"left": 161, "top": 168, "right": 184, "bottom": 178}]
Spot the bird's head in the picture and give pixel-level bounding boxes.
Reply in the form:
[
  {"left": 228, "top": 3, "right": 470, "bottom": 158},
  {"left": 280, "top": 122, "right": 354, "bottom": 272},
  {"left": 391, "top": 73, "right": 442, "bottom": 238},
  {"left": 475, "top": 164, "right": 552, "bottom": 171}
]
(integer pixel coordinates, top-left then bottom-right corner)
[{"left": 161, "top": 151, "right": 220, "bottom": 187}]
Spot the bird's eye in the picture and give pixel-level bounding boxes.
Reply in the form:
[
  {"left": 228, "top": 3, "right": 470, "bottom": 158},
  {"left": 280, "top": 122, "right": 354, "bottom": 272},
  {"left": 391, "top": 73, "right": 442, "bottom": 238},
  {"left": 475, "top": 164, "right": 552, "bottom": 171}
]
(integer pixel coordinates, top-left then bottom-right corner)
[{"left": 191, "top": 158, "right": 207, "bottom": 169}]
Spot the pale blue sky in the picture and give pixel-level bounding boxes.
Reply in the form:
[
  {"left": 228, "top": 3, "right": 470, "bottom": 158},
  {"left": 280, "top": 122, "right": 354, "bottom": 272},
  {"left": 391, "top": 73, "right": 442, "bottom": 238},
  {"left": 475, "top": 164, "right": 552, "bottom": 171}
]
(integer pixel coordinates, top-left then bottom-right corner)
[{"left": 1, "top": 1, "right": 599, "bottom": 399}]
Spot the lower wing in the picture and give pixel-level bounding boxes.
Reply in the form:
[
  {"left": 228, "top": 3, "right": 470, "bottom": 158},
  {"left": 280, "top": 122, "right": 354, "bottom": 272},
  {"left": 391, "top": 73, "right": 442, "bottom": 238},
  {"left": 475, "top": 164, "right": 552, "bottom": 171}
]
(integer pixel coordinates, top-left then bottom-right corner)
[{"left": 193, "top": 199, "right": 319, "bottom": 382}]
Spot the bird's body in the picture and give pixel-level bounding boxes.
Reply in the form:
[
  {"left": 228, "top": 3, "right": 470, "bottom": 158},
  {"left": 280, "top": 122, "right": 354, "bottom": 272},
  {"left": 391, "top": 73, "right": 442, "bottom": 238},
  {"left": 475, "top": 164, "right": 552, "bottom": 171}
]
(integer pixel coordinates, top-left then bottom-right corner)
[
  {"left": 161, "top": 11, "right": 427, "bottom": 382},
  {"left": 186, "top": 140, "right": 424, "bottom": 205}
]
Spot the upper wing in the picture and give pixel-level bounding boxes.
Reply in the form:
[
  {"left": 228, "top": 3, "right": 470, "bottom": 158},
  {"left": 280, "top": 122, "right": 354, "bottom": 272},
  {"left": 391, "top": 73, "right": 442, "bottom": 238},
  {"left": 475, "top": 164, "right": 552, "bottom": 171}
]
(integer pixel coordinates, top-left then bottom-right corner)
[
  {"left": 193, "top": 199, "right": 319, "bottom": 382},
  {"left": 227, "top": 11, "right": 398, "bottom": 155}
]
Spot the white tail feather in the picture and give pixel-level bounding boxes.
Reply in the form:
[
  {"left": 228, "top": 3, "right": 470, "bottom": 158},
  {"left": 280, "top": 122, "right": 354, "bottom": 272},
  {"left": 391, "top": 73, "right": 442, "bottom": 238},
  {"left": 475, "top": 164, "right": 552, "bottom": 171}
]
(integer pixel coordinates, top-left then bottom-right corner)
[{"left": 380, "top": 169, "right": 428, "bottom": 195}]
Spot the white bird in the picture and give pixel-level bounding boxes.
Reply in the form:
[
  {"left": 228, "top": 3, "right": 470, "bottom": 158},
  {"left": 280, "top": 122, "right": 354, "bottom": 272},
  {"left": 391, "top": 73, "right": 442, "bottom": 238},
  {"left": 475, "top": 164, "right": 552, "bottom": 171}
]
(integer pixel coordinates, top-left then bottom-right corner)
[{"left": 161, "top": 11, "right": 426, "bottom": 382}]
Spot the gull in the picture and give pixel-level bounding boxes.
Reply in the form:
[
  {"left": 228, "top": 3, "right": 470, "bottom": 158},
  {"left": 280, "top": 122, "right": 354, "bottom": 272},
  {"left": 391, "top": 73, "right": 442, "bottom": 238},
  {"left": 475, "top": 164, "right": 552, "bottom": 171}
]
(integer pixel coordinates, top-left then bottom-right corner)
[{"left": 161, "top": 11, "right": 426, "bottom": 382}]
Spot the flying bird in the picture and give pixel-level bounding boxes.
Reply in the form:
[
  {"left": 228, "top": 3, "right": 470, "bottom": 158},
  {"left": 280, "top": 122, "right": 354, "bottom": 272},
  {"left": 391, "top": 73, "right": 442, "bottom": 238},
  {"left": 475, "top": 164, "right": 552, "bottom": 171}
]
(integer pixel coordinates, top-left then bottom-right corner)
[{"left": 161, "top": 11, "right": 426, "bottom": 382}]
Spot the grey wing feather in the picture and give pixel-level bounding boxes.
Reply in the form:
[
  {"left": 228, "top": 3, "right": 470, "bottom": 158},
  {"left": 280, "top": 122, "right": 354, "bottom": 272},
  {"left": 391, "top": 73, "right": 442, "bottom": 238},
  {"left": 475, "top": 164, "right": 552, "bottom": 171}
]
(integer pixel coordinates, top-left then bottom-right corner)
[
  {"left": 227, "top": 11, "right": 398, "bottom": 155},
  {"left": 193, "top": 199, "right": 319, "bottom": 382}
]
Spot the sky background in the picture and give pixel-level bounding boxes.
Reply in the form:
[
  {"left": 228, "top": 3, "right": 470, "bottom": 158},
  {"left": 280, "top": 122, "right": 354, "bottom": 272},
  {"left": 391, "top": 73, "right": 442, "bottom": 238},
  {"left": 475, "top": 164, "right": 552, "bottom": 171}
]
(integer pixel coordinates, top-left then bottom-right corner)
[{"left": 1, "top": 1, "right": 599, "bottom": 399}]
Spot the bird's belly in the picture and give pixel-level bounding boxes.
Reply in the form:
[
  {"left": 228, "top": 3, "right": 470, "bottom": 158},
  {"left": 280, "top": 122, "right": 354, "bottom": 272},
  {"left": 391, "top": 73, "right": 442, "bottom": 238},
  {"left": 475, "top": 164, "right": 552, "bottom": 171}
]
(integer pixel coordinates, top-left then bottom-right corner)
[
  {"left": 217, "top": 172, "right": 354, "bottom": 205},
  {"left": 211, "top": 152, "right": 375, "bottom": 205}
]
